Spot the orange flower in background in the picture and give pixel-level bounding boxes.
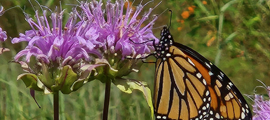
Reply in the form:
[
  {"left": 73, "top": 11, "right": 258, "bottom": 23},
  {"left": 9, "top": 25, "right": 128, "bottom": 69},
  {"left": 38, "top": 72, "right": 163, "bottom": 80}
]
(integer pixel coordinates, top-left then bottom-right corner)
[
  {"left": 180, "top": 20, "right": 184, "bottom": 23},
  {"left": 177, "top": 19, "right": 184, "bottom": 31},
  {"left": 177, "top": 27, "right": 183, "bottom": 31},
  {"left": 188, "top": 6, "right": 194, "bottom": 13},
  {"left": 202, "top": 1, "right": 207, "bottom": 5},
  {"left": 181, "top": 11, "right": 190, "bottom": 19},
  {"left": 177, "top": 4, "right": 197, "bottom": 31},
  {"left": 207, "top": 36, "right": 216, "bottom": 47}
]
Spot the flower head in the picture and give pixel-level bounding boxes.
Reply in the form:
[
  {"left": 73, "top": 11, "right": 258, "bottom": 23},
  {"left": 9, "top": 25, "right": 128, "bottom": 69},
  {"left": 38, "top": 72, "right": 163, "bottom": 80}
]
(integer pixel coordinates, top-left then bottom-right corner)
[
  {"left": 12, "top": 10, "right": 97, "bottom": 65},
  {"left": 253, "top": 94, "right": 270, "bottom": 120},
  {"left": 79, "top": 0, "right": 158, "bottom": 57},
  {"left": 12, "top": 9, "right": 101, "bottom": 94},
  {"left": 252, "top": 80, "right": 270, "bottom": 120},
  {"left": 11, "top": 0, "right": 158, "bottom": 115},
  {"left": 12, "top": 0, "right": 159, "bottom": 95},
  {"left": 77, "top": 0, "right": 158, "bottom": 79}
]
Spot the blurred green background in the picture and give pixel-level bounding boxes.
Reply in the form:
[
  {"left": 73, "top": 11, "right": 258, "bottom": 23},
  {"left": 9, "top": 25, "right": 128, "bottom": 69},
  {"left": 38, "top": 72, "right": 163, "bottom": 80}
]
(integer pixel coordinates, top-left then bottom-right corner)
[{"left": 1, "top": 0, "right": 270, "bottom": 119}]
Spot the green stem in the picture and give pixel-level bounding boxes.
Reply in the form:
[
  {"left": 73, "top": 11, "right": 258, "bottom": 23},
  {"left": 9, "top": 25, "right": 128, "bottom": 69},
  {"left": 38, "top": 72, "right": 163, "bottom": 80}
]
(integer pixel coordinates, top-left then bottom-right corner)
[
  {"left": 103, "top": 79, "right": 111, "bottom": 120},
  {"left": 54, "top": 91, "right": 59, "bottom": 120}
]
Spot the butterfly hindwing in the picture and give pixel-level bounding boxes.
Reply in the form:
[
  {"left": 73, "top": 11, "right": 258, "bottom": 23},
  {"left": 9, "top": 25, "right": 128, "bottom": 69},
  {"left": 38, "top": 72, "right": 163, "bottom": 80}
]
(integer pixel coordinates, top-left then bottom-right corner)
[
  {"left": 153, "top": 27, "right": 252, "bottom": 120},
  {"left": 177, "top": 42, "right": 252, "bottom": 119}
]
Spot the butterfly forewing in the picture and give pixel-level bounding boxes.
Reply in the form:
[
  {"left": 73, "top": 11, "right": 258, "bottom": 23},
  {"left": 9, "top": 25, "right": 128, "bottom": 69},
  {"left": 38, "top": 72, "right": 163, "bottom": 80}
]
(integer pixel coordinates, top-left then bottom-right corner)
[
  {"left": 178, "top": 42, "right": 252, "bottom": 119},
  {"left": 153, "top": 27, "right": 252, "bottom": 120}
]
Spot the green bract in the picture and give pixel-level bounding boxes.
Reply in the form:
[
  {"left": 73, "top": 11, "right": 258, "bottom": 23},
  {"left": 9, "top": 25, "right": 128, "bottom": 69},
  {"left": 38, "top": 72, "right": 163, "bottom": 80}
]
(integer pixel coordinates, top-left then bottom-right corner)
[{"left": 17, "top": 64, "right": 103, "bottom": 94}]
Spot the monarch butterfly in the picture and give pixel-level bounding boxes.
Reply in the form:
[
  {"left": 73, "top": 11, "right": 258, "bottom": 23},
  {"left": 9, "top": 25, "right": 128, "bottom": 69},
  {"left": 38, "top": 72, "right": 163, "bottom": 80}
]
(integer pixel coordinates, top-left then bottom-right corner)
[{"left": 152, "top": 26, "right": 252, "bottom": 119}]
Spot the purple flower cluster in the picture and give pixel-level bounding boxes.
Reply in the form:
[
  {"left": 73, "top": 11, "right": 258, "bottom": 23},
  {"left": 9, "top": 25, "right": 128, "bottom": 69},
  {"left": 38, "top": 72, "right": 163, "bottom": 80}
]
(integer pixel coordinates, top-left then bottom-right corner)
[
  {"left": 12, "top": 10, "right": 96, "bottom": 65},
  {"left": 78, "top": 0, "right": 158, "bottom": 57},
  {"left": 252, "top": 86, "right": 270, "bottom": 120},
  {"left": 12, "top": 0, "right": 158, "bottom": 65},
  {"left": 11, "top": 0, "right": 158, "bottom": 94}
]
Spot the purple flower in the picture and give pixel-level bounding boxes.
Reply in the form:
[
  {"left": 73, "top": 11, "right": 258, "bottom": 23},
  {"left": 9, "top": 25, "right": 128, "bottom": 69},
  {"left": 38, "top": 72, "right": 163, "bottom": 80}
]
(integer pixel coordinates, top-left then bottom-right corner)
[
  {"left": 78, "top": 0, "right": 158, "bottom": 58},
  {"left": 0, "top": 27, "right": 7, "bottom": 42},
  {"left": 12, "top": 9, "right": 103, "bottom": 94},
  {"left": 12, "top": 10, "right": 98, "bottom": 65},
  {"left": 75, "top": 0, "right": 159, "bottom": 79},
  {"left": 0, "top": 25, "right": 9, "bottom": 54},
  {"left": 253, "top": 94, "right": 270, "bottom": 120},
  {"left": 252, "top": 80, "right": 270, "bottom": 120},
  {"left": 12, "top": 0, "right": 159, "bottom": 94}
]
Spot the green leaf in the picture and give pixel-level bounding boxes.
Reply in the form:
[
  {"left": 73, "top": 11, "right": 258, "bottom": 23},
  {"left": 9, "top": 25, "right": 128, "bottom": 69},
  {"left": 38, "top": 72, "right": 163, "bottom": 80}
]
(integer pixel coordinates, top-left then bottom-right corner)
[
  {"left": 70, "top": 79, "right": 85, "bottom": 91},
  {"left": 17, "top": 73, "right": 43, "bottom": 91},
  {"left": 81, "top": 63, "right": 105, "bottom": 82},
  {"left": 56, "top": 65, "right": 78, "bottom": 94},
  {"left": 113, "top": 78, "right": 154, "bottom": 119}
]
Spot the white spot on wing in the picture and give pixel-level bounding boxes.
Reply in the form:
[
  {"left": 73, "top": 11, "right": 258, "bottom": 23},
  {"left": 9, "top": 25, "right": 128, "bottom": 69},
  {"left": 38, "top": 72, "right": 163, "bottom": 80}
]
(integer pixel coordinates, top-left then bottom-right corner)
[
  {"left": 226, "top": 85, "right": 231, "bottom": 90},
  {"left": 217, "top": 75, "right": 222, "bottom": 80},
  {"left": 170, "top": 40, "right": 173, "bottom": 45},
  {"left": 228, "top": 93, "right": 234, "bottom": 98},
  {"left": 205, "top": 62, "right": 211, "bottom": 68},
  {"left": 215, "top": 113, "right": 220, "bottom": 119},
  {"left": 162, "top": 116, "right": 167, "bottom": 119},
  {"left": 203, "top": 112, "right": 207, "bottom": 115},
  {"left": 206, "top": 91, "right": 209, "bottom": 96},
  {"left": 220, "top": 72, "right": 224, "bottom": 77},
  {"left": 241, "top": 112, "right": 245, "bottom": 119},
  {"left": 202, "top": 106, "right": 206, "bottom": 110},
  {"left": 246, "top": 108, "right": 249, "bottom": 113},
  {"left": 188, "top": 58, "right": 195, "bottom": 66},
  {"left": 196, "top": 73, "right": 202, "bottom": 79},
  {"left": 203, "top": 79, "right": 207, "bottom": 85},
  {"left": 229, "top": 82, "right": 233, "bottom": 87}
]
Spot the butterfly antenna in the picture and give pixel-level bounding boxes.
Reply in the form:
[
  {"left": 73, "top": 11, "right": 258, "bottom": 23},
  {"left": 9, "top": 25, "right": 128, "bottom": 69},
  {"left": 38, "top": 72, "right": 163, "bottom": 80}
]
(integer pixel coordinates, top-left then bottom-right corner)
[{"left": 168, "top": 10, "right": 173, "bottom": 29}]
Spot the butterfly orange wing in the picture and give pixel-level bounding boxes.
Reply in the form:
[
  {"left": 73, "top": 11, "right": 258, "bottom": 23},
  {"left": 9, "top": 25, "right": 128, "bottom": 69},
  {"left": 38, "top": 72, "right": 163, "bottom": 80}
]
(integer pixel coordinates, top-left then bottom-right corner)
[{"left": 153, "top": 42, "right": 252, "bottom": 120}]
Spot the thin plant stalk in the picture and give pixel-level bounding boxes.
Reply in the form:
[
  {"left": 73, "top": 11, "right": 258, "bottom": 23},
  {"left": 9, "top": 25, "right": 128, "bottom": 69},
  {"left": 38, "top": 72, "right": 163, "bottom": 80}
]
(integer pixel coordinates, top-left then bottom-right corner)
[
  {"left": 54, "top": 91, "right": 59, "bottom": 120},
  {"left": 103, "top": 79, "right": 111, "bottom": 120}
]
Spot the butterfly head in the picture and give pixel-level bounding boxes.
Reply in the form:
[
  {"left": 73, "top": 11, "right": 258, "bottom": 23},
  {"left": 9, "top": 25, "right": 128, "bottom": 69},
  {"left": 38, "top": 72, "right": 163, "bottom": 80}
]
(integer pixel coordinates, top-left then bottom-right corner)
[
  {"left": 160, "top": 26, "right": 174, "bottom": 45},
  {"left": 154, "top": 26, "right": 174, "bottom": 60}
]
